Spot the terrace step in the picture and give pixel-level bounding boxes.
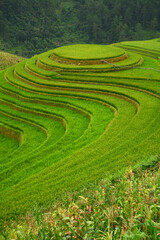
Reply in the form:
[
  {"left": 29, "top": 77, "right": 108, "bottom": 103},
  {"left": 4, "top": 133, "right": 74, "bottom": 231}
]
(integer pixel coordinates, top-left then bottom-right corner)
[
  {"left": 50, "top": 53, "right": 128, "bottom": 66},
  {"left": 0, "top": 121, "right": 22, "bottom": 145},
  {"left": 37, "top": 52, "right": 143, "bottom": 73}
]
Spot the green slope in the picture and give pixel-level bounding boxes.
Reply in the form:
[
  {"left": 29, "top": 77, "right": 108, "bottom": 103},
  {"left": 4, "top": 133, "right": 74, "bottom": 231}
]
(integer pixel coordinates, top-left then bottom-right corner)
[
  {"left": 0, "top": 52, "right": 24, "bottom": 71},
  {"left": 0, "top": 39, "right": 160, "bottom": 223}
]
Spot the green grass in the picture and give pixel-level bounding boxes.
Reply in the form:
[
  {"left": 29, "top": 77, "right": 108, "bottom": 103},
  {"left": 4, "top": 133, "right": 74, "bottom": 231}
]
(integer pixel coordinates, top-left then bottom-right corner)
[
  {"left": 116, "top": 38, "right": 160, "bottom": 59},
  {"left": 37, "top": 51, "right": 142, "bottom": 72},
  {"left": 118, "top": 38, "right": 160, "bottom": 54},
  {"left": 1, "top": 158, "right": 159, "bottom": 239},
  {"left": 52, "top": 44, "right": 125, "bottom": 60},
  {"left": 0, "top": 131, "right": 19, "bottom": 157},
  {"left": 25, "top": 56, "right": 58, "bottom": 78},
  {"left": 0, "top": 39, "right": 160, "bottom": 225}
]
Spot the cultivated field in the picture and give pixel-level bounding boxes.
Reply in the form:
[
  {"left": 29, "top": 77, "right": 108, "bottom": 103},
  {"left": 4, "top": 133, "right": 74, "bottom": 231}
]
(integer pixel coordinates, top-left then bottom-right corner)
[{"left": 0, "top": 39, "right": 160, "bottom": 222}]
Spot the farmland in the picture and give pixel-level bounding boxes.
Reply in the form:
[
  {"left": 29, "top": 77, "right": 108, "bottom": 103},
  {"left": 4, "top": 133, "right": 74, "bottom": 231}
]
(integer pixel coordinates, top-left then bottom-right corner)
[{"left": 0, "top": 38, "right": 160, "bottom": 223}]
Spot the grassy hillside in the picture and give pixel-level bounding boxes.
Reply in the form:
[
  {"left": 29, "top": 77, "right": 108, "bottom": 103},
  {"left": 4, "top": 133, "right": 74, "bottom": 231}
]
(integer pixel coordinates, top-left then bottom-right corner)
[
  {"left": 0, "top": 38, "right": 160, "bottom": 225},
  {"left": 1, "top": 159, "right": 160, "bottom": 239},
  {"left": 0, "top": 52, "right": 24, "bottom": 70}
]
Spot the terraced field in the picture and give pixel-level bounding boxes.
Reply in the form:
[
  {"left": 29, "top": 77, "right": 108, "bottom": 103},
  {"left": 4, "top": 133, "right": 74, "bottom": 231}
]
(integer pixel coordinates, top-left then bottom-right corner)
[{"left": 0, "top": 40, "right": 160, "bottom": 222}]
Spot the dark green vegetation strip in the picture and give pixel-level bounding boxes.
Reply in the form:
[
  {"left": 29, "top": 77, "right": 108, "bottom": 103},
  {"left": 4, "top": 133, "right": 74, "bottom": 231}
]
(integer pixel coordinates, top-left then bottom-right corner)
[
  {"left": 0, "top": 39, "right": 160, "bottom": 223},
  {"left": 1, "top": 0, "right": 160, "bottom": 58}
]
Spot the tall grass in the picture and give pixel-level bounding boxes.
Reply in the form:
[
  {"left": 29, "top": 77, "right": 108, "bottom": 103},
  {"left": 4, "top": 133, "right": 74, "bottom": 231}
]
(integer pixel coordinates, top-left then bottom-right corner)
[
  {"left": 0, "top": 52, "right": 24, "bottom": 71},
  {"left": 1, "top": 158, "right": 159, "bottom": 239}
]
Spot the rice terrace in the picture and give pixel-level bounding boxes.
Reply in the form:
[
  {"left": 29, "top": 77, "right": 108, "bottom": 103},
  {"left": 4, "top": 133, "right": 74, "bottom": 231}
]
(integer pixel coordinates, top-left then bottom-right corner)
[{"left": 0, "top": 38, "right": 160, "bottom": 225}]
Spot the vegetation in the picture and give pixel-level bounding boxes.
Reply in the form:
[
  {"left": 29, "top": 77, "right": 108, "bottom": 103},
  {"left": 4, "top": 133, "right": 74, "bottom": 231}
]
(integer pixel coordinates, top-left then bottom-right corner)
[
  {"left": 1, "top": 157, "right": 160, "bottom": 239},
  {"left": 118, "top": 38, "right": 160, "bottom": 54},
  {"left": 0, "top": 0, "right": 160, "bottom": 57},
  {"left": 0, "top": 38, "right": 160, "bottom": 232},
  {"left": 52, "top": 44, "right": 125, "bottom": 60},
  {"left": 37, "top": 51, "right": 142, "bottom": 71},
  {"left": 0, "top": 52, "right": 24, "bottom": 70}
]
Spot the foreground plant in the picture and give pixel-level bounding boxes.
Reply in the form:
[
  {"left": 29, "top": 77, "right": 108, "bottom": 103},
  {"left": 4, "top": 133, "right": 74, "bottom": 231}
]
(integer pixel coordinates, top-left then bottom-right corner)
[
  {"left": 1, "top": 161, "right": 160, "bottom": 240},
  {"left": 0, "top": 52, "right": 24, "bottom": 70}
]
